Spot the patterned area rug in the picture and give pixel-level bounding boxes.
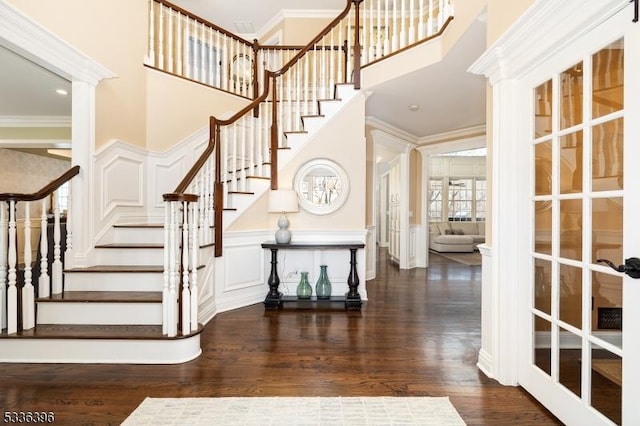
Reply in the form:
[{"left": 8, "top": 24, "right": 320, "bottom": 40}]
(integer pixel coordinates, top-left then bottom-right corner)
[
  {"left": 122, "top": 397, "right": 466, "bottom": 425},
  {"left": 430, "top": 250, "right": 482, "bottom": 266}
]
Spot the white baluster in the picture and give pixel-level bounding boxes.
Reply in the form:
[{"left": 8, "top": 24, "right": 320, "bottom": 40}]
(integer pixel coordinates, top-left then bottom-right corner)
[
  {"left": 231, "top": 123, "right": 238, "bottom": 192},
  {"left": 158, "top": 4, "right": 164, "bottom": 69},
  {"left": 208, "top": 27, "right": 214, "bottom": 86},
  {"left": 147, "top": 0, "right": 156, "bottom": 66},
  {"left": 52, "top": 200, "right": 62, "bottom": 295},
  {"left": 409, "top": 0, "right": 416, "bottom": 44},
  {"left": 418, "top": 0, "right": 425, "bottom": 39},
  {"left": 200, "top": 22, "right": 206, "bottom": 83},
  {"left": 240, "top": 116, "right": 247, "bottom": 192},
  {"left": 22, "top": 203, "right": 34, "bottom": 330},
  {"left": 367, "top": 1, "right": 375, "bottom": 62},
  {"left": 286, "top": 60, "right": 293, "bottom": 134},
  {"left": 65, "top": 184, "right": 72, "bottom": 265},
  {"left": 400, "top": 0, "right": 407, "bottom": 48},
  {"left": 0, "top": 201, "right": 7, "bottom": 330},
  {"left": 197, "top": 166, "right": 205, "bottom": 245},
  {"left": 362, "top": 6, "right": 368, "bottom": 64},
  {"left": 249, "top": 112, "right": 256, "bottom": 177},
  {"left": 7, "top": 200, "right": 17, "bottom": 334},
  {"left": 338, "top": 22, "right": 344, "bottom": 84},
  {"left": 181, "top": 201, "right": 190, "bottom": 336},
  {"left": 38, "top": 199, "right": 50, "bottom": 298},
  {"left": 167, "top": 8, "right": 173, "bottom": 73},
  {"left": 176, "top": 12, "right": 183, "bottom": 75},
  {"left": 384, "top": 0, "right": 390, "bottom": 56},
  {"left": 428, "top": 0, "right": 434, "bottom": 36},
  {"left": 296, "top": 61, "right": 303, "bottom": 131},
  {"left": 221, "top": 127, "right": 229, "bottom": 203},
  {"left": 184, "top": 16, "right": 195, "bottom": 78},
  {"left": 304, "top": 53, "right": 310, "bottom": 116},
  {"left": 392, "top": 0, "right": 398, "bottom": 51},
  {"left": 376, "top": 0, "right": 382, "bottom": 58},
  {"left": 438, "top": 0, "right": 445, "bottom": 28},
  {"left": 190, "top": 201, "right": 199, "bottom": 332},
  {"left": 207, "top": 157, "right": 214, "bottom": 240}
]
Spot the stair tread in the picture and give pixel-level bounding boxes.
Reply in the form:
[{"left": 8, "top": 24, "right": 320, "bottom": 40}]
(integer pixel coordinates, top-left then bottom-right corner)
[
  {"left": 39, "top": 291, "right": 162, "bottom": 303},
  {"left": 301, "top": 114, "right": 324, "bottom": 118},
  {"left": 65, "top": 265, "right": 164, "bottom": 273},
  {"left": 1, "top": 324, "right": 203, "bottom": 340},
  {"left": 284, "top": 130, "right": 308, "bottom": 135}
]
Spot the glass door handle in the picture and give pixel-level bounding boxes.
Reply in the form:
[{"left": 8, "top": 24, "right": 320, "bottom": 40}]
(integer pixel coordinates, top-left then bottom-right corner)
[{"left": 597, "top": 257, "right": 640, "bottom": 279}]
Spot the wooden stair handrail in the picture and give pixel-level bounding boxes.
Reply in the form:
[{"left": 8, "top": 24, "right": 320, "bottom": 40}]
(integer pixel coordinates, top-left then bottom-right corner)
[{"left": 0, "top": 165, "right": 80, "bottom": 202}]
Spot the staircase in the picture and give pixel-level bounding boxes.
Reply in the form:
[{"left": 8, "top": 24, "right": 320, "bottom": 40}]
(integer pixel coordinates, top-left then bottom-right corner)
[{"left": 1, "top": 0, "right": 453, "bottom": 363}]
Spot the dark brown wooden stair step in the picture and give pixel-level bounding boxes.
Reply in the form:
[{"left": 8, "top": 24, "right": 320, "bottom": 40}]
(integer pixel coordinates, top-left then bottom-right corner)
[
  {"left": 38, "top": 291, "right": 161, "bottom": 303},
  {"left": 301, "top": 114, "right": 324, "bottom": 119},
  {"left": 228, "top": 191, "right": 254, "bottom": 195},
  {"left": 1, "top": 324, "right": 203, "bottom": 340}
]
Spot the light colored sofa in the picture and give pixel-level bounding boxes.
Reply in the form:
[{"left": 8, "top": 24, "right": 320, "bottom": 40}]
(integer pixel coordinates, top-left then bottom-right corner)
[{"left": 429, "top": 221, "right": 486, "bottom": 252}]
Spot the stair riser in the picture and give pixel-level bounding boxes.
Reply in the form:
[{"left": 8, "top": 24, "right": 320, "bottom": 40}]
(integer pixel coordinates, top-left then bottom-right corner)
[
  {"left": 318, "top": 101, "right": 343, "bottom": 119},
  {"left": 94, "top": 248, "right": 164, "bottom": 265},
  {"left": 0, "top": 337, "right": 201, "bottom": 364},
  {"left": 37, "top": 302, "right": 162, "bottom": 325},
  {"left": 301, "top": 116, "right": 324, "bottom": 134},
  {"left": 64, "top": 272, "right": 163, "bottom": 292},
  {"left": 112, "top": 227, "right": 164, "bottom": 244}
]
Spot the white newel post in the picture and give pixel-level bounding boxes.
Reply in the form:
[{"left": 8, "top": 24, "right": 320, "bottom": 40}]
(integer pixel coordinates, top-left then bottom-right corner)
[
  {"left": 168, "top": 201, "right": 178, "bottom": 337},
  {"left": 162, "top": 201, "right": 170, "bottom": 335}
]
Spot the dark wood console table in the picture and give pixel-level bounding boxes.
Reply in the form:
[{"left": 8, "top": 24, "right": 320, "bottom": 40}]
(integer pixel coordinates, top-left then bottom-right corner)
[{"left": 261, "top": 241, "right": 365, "bottom": 311}]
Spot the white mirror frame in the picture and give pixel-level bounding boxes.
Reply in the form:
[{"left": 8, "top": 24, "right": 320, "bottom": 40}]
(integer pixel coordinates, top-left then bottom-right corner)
[{"left": 293, "top": 158, "right": 350, "bottom": 215}]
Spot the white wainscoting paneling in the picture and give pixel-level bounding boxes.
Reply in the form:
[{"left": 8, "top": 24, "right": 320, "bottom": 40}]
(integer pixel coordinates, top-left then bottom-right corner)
[
  {"left": 366, "top": 226, "right": 376, "bottom": 281},
  {"left": 101, "top": 156, "right": 144, "bottom": 219},
  {"left": 477, "top": 243, "right": 494, "bottom": 379}
]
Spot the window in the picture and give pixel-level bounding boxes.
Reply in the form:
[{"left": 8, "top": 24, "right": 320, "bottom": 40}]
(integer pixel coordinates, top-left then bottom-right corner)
[{"left": 428, "top": 178, "right": 486, "bottom": 222}]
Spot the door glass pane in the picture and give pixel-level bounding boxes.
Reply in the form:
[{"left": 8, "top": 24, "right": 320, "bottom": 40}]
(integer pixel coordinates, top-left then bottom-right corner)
[
  {"left": 535, "top": 142, "right": 552, "bottom": 196},
  {"left": 560, "top": 131, "right": 583, "bottom": 194},
  {"left": 559, "top": 328, "right": 581, "bottom": 398},
  {"left": 534, "top": 259, "right": 552, "bottom": 315},
  {"left": 560, "top": 62, "right": 583, "bottom": 130},
  {"left": 592, "top": 198, "right": 623, "bottom": 267},
  {"left": 534, "top": 316, "right": 552, "bottom": 376},
  {"left": 591, "top": 342, "right": 622, "bottom": 424},
  {"left": 592, "top": 118, "right": 623, "bottom": 192},
  {"left": 559, "top": 264, "right": 581, "bottom": 329},
  {"left": 592, "top": 271, "right": 622, "bottom": 350},
  {"left": 560, "top": 199, "right": 582, "bottom": 261},
  {"left": 535, "top": 79, "right": 553, "bottom": 138},
  {"left": 535, "top": 202, "right": 552, "bottom": 255},
  {"left": 592, "top": 39, "right": 624, "bottom": 119}
]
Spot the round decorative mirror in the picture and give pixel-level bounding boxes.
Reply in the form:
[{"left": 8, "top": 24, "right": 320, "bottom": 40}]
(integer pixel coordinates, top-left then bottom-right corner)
[{"left": 294, "top": 159, "right": 349, "bottom": 215}]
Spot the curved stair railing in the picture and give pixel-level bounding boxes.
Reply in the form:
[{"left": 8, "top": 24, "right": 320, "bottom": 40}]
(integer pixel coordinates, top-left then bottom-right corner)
[
  {"left": 0, "top": 165, "right": 80, "bottom": 335},
  {"left": 157, "top": 0, "right": 453, "bottom": 337}
]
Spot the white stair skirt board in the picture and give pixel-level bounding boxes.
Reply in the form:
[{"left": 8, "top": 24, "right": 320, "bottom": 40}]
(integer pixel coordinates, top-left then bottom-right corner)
[
  {"left": 0, "top": 336, "right": 202, "bottom": 364},
  {"left": 37, "top": 302, "right": 162, "bottom": 325},
  {"left": 64, "top": 271, "right": 163, "bottom": 292}
]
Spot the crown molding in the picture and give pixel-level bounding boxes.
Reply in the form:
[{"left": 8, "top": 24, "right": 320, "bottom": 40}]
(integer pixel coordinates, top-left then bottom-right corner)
[
  {"left": 0, "top": 139, "right": 71, "bottom": 148},
  {"left": 0, "top": 115, "right": 72, "bottom": 128},
  {"left": 0, "top": 1, "right": 116, "bottom": 85},
  {"left": 417, "top": 124, "right": 486, "bottom": 145},
  {"left": 365, "top": 116, "right": 419, "bottom": 144},
  {"left": 469, "top": 0, "right": 628, "bottom": 84}
]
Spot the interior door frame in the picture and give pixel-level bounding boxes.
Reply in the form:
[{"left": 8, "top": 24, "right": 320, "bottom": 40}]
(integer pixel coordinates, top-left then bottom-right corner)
[{"left": 468, "top": 0, "right": 632, "bottom": 398}]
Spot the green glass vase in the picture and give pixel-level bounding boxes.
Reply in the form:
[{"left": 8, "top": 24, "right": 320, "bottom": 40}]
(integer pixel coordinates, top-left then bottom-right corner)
[
  {"left": 315, "top": 265, "right": 331, "bottom": 299},
  {"left": 296, "top": 271, "right": 312, "bottom": 299}
]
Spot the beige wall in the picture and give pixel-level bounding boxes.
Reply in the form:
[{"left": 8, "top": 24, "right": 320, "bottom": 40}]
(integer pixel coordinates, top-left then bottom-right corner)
[
  {"left": 145, "top": 69, "right": 250, "bottom": 152},
  {"left": 0, "top": 127, "right": 71, "bottom": 140},
  {"left": 8, "top": 0, "right": 149, "bottom": 149},
  {"left": 229, "top": 94, "right": 366, "bottom": 232}
]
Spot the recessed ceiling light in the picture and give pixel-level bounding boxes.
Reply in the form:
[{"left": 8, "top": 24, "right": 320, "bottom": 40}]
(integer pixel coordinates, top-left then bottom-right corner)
[
  {"left": 409, "top": 104, "right": 419, "bottom": 111},
  {"left": 56, "top": 89, "right": 68, "bottom": 96}
]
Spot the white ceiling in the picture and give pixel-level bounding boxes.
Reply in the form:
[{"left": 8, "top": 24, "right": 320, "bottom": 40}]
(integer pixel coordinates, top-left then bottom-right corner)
[{"left": 0, "top": 0, "right": 486, "bottom": 141}]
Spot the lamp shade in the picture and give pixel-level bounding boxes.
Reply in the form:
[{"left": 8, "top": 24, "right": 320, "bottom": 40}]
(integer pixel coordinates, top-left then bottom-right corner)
[{"left": 268, "top": 189, "right": 299, "bottom": 213}]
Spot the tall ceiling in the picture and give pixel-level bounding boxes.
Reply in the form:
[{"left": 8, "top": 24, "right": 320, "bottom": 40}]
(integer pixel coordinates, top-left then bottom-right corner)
[{"left": 0, "top": 0, "right": 486, "bottom": 142}]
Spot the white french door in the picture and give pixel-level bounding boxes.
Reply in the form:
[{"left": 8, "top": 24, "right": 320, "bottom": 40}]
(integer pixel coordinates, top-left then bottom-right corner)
[{"left": 519, "top": 5, "right": 640, "bottom": 425}]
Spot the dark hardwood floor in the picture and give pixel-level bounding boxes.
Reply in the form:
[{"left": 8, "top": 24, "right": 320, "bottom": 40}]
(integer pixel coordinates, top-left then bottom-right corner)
[{"left": 0, "top": 248, "right": 561, "bottom": 425}]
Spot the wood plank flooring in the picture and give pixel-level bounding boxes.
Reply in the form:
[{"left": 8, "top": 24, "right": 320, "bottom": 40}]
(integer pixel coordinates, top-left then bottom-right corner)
[{"left": 0, "top": 248, "right": 561, "bottom": 425}]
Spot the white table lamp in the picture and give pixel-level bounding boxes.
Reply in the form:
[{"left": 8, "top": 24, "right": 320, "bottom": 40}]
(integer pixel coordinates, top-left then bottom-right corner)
[{"left": 268, "top": 189, "right": 299, "bottom": 244}]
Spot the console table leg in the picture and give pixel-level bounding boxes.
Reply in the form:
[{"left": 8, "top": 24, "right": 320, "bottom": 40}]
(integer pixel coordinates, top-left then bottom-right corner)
[
  {"left": 345, "top": 248, "right": 362, "bottom": 310},
  {"left": 264, "top": 248, "right": 282, "bottom": 309}
]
